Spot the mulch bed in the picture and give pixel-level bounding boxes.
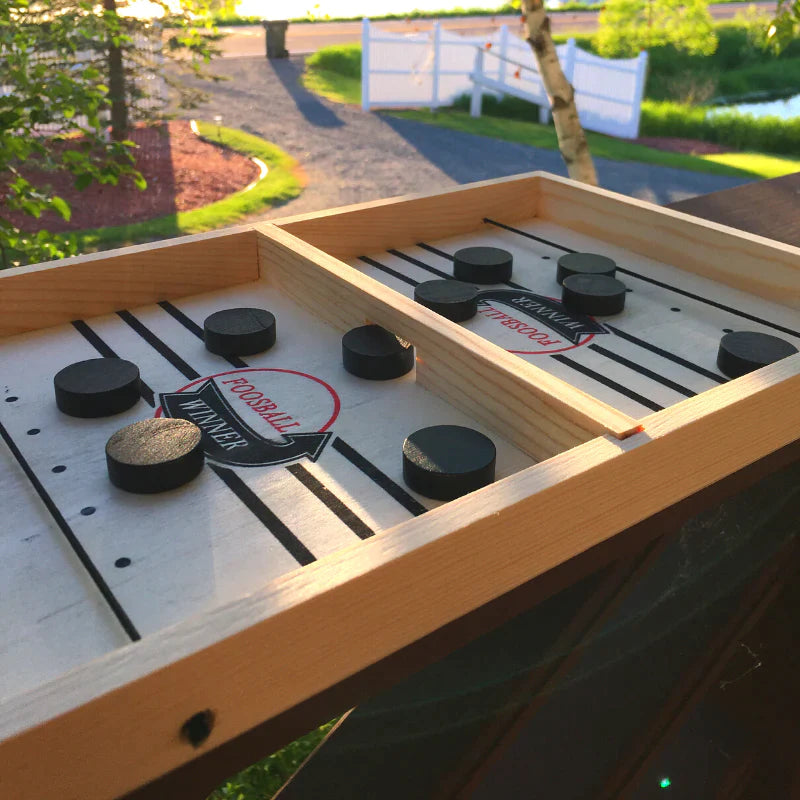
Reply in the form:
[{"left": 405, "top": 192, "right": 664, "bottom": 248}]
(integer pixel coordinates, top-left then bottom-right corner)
[
  {"left": 5, "top": 120, "right": 260, "bottom": 233},
  {"left": 632, "top": 136, "right": 731, "bottom": 155}
]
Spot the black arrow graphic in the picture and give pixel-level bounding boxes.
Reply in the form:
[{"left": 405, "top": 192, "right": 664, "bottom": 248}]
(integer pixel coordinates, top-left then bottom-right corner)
[{"left": 160, "top": 380, "right": 331, "bottom": 468}]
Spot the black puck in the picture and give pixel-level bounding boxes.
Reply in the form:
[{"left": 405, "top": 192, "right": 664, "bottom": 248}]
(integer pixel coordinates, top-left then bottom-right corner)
[
  {"left": 453, "top": 246, "right": 513, "bottom": 284},
  {"left": 716, "top": 331, "right": 798, "bottom": 378},
  {"left": 106, "top": 418, "right": 205, "bottom": 494},
  {"left": 414, "top": 279, "right": 479, "bottom": 322},
  {"left": 204, "top": 308, "right": 276, "bottom": 356},
  {"left": 54, "top": 358, "right": 141, "bottom": 418},
  {"left": 402, "top": 425, "right": 496, "bottom": 500},
  {"left": 562, "top": 274, "right": 627, "bottom": 316},
  {"left": 556, "top": 252, "right": 617, "bottom": 285},
  {"left": 342, "top": 325, "right": 415, "bottom": 380}
]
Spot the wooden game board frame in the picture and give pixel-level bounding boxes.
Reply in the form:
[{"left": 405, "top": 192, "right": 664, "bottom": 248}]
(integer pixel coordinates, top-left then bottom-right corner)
[{"left": 1, "top": 172, "right": 798, "bottom": 800}]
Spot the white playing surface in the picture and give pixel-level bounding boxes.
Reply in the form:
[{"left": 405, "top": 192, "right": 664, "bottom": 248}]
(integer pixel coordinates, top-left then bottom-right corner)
[
  {"left": 351, "top": 218, "right": 800, "bottom": 417},
  {"left": 0, "top": 281, "right": 533, "bottom": 699}
]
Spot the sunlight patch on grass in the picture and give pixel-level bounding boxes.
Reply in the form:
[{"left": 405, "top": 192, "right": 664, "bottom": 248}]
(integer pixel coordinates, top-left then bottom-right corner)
[{"left": 699, "top": 151, "right": 800, "bottom": 179}]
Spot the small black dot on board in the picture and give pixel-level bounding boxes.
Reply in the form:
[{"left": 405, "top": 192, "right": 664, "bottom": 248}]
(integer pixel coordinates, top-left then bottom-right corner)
[
  {"left": 52, "top": 465, "right": 67, "bottom": 473},
  {"left": 181, "top": 710, "right": 214, "bottom": 748},
  {"left": 670, "top": 307, "right": 681, "bottom": 312},
  {"left": 625, "top": 288, "right": 633, "bottom": 293},
  {"left": 5, "top": 396, "right": 18, "bottom": 403},
  {"left": 541, "top": 256, "right": 551, "bottom": 260},
  {"left": 27, "top": 428, "right": 40, "bottom": 435},
  {"left": 115, "top": 557, "right": 131, "bottom": 568},
  {"left": 80, "top": 506, "right": 96, "bottom": 516},
  {"left": 723, "top": 328, "right": 733, "bottom": 333}
]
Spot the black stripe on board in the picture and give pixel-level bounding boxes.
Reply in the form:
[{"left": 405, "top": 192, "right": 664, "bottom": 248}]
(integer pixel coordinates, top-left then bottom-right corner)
[
  {"left": 483, "top": 218, "right": 800, "bottom": 338},
  {"left": 551, "top": 354, "right": 665, "bottom": 413},
  {"left": 358, "top": 255, "right": 419, "bottom": 287},
  {"left": 483, "top": 218, "right": 575, "bottom": 252},
  {"left": 388, "top": 249, "right": 452, "bottom": 280},
  {"left": 588, "top": 344, "right": 696, "bottom": 399},
  {"left": 332, "top": 437, "right": 427, "bottom": 517},
  {"left": 286, "top": 463, "right": 374, "bottom": 540},
  {"left": 209, "top": 464, "right": 316, "bottom": 566},
  {"left": 604, "top": 324, "right": 727, "bottom": 384},
  {"left": 158, "top": 301, "right": 248, "bottom": 369},
  {"left": 116, "top": 310, "right": 200, "bottom": 381},
  {"left": 0, "top": 421, "right": 141, "bottom": 641},
  {"left": 417, "top": 242, "right": 455, "bottom": 261},
  {"left": 71, "top": 320, "right": 156, "bottom": 408}
]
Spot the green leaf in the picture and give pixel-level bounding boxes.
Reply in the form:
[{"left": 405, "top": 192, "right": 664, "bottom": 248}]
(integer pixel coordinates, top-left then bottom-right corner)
[
  {"left": 74, "top": 173, "right": 93, "bottom": 191},
  {"left": 20, "top": 200, "right": 42, "bottom": 219},
  {"left": 50, "top": 196, "right": 72, "bottom": 221},
  {"left": 133, "top": 174, "right": 147, "bottom": 190}
]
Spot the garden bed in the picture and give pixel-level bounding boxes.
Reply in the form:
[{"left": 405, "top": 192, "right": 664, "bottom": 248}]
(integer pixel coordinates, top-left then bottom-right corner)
[{"left": 6, "top": 121, "right": 260, "bottom": 234}]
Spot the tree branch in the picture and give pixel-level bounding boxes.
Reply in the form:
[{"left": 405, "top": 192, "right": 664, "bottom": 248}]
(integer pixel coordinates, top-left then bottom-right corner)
[{"left": 521, "top": 0, "right": 598, "bottom": 185}]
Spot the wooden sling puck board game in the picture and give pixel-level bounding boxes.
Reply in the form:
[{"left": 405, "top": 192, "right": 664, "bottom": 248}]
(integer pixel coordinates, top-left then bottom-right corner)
[{"left": 1, "top": 173, "right": 798, "bottom": 799}]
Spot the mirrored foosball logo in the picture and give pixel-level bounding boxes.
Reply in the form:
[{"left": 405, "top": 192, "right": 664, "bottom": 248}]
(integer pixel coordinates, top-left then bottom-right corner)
[
  {"left": 156, "top": 368, "right": 340, "bottom": 468},
  {"left": 473, "top": 289, "right": 608, "bottom": 355}
]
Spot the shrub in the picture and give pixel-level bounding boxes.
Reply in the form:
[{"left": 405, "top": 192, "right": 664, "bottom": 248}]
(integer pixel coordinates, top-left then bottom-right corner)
[
  {"left": 306, "top": 43, "right": 362, "bottom": 79},
  {"left": 640, "top": 100, "right": 800, "bottom": 154},
  {"left": 596, "top": 0, "right": 717, "bottom": 58}
]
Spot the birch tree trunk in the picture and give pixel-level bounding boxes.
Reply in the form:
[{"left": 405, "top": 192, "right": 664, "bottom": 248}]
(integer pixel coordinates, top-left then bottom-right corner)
[{"left": 521, "top": 0, "right": 598, "bottom": 185}]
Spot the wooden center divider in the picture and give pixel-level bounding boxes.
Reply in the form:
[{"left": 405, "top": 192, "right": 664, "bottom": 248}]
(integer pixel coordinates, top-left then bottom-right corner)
[{"left": 255, "top": 223, "right": 640, "bottom": 461}]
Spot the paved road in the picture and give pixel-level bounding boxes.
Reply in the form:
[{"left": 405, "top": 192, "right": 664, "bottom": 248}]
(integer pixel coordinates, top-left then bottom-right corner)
[
  {"left": 184, "top": 56, "right": 750, "bottom": 221},
  {"left": 217, "top": 3, "right": 774, "bottom": 56}
]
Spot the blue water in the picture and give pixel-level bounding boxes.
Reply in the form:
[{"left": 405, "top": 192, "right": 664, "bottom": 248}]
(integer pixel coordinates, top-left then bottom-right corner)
[{"left": 711, "top": 94, "right": 800, "bottom": 120}]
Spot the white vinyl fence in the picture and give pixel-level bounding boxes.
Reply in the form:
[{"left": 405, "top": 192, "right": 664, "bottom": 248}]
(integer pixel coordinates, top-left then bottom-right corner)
[{"left": 361, "top": 18, "right": 649, "bottom": 139}]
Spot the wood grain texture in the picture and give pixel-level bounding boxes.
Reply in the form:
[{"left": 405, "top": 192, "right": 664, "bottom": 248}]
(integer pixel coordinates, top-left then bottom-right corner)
[
  {"left": 669, "top": 171, "right": 800, "bottom": 248},
  {"left": 1, "top": 353, "right": 797, "bottom": 800},
  {"left": 272, "top": 173, "right": 540, "bottom": 259},
  {"left": 256, "top": 223, "right": 640, "bottom": 454},
  {"left": 0, "top": 226, "right": 258, "bottom": 337},
  {"left": 536, "top": 174, "right": 800, "bottom": 310}
]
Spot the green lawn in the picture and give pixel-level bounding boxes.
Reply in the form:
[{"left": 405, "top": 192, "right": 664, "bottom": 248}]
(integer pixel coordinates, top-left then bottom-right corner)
[
  {"left": 700, "top": 151, "right": 800, "bottom": 179},
  {"left": 74, "top": 121, "right": 302, "bottom": 253}
]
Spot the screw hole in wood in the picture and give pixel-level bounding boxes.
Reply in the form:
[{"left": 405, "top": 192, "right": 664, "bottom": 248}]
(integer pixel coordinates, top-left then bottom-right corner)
[{"left": 181, "top": 710, "right": 215, "bottom": 747}]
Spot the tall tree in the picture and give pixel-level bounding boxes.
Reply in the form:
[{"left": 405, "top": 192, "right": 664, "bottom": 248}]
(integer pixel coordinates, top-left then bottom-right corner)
[
  {"left": 520, "top": 0, "right": 598, "bottom": 185},
  {"left": 94, "top": 0, "right": 234, "bottom": 140}
]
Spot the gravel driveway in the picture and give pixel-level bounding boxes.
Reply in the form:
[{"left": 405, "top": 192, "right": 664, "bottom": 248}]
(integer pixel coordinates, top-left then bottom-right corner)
[{"left": 183, "top": 55, "right": 751, "bottom": 219}]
